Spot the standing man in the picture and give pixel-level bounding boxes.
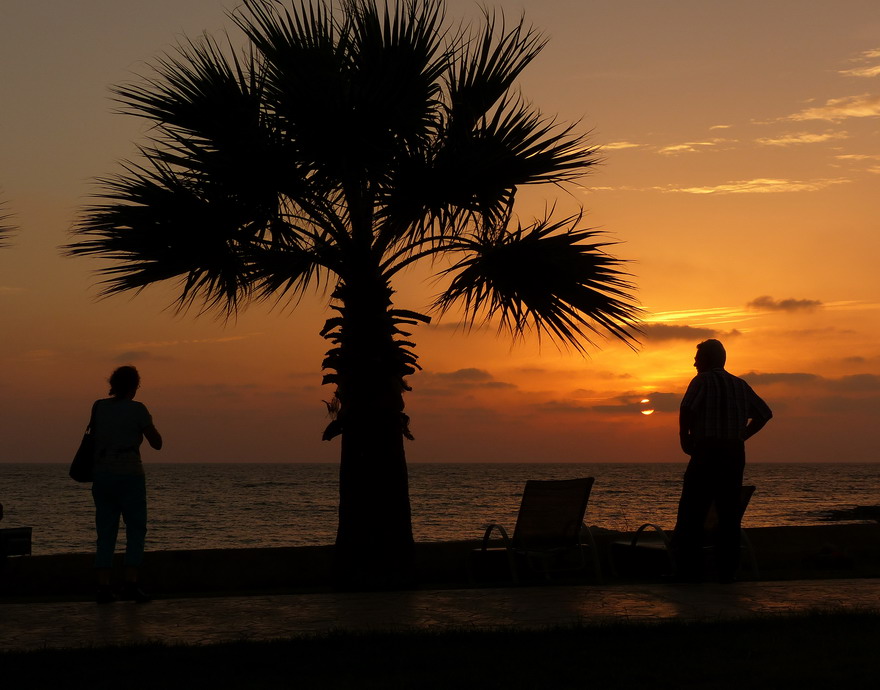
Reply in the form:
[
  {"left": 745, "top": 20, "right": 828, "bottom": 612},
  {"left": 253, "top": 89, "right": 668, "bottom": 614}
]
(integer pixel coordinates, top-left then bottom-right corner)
[{"left": 673, "top": 339, "right": 772, "bottom": 582}]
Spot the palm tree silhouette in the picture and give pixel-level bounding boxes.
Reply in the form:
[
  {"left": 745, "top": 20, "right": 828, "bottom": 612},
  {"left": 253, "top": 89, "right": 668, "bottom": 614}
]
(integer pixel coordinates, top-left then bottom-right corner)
[{"left": 65, "top": 0, "right": 642, "bottom": 585}]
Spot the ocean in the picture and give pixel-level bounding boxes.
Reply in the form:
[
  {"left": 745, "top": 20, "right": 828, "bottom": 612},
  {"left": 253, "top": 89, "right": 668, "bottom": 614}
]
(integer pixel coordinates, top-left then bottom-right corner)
[{"left": 2, "top": 463, "right": 879, "bottom": 556}]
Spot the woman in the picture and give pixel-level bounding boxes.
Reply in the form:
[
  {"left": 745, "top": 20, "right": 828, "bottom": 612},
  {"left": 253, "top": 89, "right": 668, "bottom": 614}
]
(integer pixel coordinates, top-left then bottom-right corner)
[{"left": 91, "top": 365, "right": 162, "bottom": 603}]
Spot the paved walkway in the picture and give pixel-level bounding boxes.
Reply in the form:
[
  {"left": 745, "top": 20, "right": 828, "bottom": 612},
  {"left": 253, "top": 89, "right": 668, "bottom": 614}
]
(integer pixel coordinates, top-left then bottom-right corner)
[{"left": 2, "top": 578, "right": 879, "bottom": 652}]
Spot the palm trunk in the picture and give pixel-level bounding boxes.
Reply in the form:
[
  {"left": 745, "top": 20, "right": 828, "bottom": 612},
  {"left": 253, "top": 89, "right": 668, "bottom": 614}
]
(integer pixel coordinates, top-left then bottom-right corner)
[{"left": 323, "top": 269, "right": 415, "bottom": 588}]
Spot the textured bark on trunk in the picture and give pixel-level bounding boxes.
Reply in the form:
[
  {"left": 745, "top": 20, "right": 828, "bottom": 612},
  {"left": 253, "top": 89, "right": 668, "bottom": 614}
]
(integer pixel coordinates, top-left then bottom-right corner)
[{"left": 325, "top": 269, "right": 415, "bottom": 588}]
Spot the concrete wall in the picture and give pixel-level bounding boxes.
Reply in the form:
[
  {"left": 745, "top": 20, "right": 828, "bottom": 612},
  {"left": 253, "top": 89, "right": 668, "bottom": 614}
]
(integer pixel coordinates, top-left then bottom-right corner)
[{"left": 2, "top": 524, "right": 879, "bottom": 599}]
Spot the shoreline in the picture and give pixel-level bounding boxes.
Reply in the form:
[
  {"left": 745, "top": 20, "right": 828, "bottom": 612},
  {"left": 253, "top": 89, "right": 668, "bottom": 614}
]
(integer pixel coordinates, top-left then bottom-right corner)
[{"left": 3, "top": 523, "right": 880, "bottom": 600}]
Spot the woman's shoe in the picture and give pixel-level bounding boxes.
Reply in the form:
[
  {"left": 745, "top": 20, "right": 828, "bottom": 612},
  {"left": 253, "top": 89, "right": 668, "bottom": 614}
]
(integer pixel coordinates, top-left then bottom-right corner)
[{"left": 121, "top": 582, "right": 152, "bottom": 603}]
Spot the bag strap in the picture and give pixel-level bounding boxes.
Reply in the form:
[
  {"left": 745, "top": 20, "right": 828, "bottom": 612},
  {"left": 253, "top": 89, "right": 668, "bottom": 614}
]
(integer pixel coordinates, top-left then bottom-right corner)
[{"left": 87, "top": 400, "right": 100, "bottom": 433}]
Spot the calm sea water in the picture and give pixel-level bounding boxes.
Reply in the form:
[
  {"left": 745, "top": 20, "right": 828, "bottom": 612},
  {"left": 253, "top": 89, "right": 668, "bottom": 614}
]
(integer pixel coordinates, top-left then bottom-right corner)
[{"left": 2, "top": 463, "right": 879, "bottom": 556}]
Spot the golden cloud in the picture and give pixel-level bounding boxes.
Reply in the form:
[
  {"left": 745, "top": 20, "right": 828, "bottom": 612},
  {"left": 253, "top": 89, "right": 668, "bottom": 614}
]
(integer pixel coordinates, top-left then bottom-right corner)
[
  {"left": 661, "top": 178, "right": 850, "bottom": 194},
  {"left": 118, "top": 334, "right": 259, "bottom": 349},
  {"left": 657, "top": 141, "right": 718, "bottom": 155},
  {"left": 756, "top": 131, "right": 849, "bottom": 146},
  {"left": 839, "top": 48, "right": 880, "bottom": 77},
  {"left": 835, "top": 154, "right": 880, "bottom": 160},
  {"left": 789, "top": 93, "right": 880, "bottom": 121},
  {"left": 840, "top": 65, "right": 880, "bottom": 78},
  {"left": 603, "top": 141, "right": 642, "bottom": 150}
]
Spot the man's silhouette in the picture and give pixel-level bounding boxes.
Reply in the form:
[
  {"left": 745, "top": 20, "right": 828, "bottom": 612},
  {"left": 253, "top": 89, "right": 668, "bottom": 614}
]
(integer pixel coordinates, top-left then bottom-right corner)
[{"left": 673, "top": 339, "right": 772, "bottom": 582}]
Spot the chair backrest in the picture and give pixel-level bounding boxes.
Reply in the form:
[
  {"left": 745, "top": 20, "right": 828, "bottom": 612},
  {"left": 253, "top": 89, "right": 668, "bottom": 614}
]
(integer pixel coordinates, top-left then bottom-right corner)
[
  {"left": 512, "top": 477, "right": 595, "bottom": 550},
  {"left": 704, "top": 485, "right": 756, "bottom": 532}
]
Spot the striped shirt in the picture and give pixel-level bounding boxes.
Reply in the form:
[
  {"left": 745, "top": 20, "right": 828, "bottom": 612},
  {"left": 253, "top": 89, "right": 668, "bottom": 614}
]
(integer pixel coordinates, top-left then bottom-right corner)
[{"left": 680, "top": 368, "right": 772, "bottom": 441}]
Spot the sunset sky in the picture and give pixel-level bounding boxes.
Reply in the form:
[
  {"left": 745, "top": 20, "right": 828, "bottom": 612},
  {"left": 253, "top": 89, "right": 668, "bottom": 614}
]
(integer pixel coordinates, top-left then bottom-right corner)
[{"left": 1, "top": 0, "right": 878, "bottom": 465}]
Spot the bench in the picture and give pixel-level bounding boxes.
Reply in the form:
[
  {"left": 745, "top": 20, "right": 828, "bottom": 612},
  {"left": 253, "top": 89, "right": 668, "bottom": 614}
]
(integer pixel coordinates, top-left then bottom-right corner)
[{"left": 0, "top": 527, "right": 32, "bottom": 558}]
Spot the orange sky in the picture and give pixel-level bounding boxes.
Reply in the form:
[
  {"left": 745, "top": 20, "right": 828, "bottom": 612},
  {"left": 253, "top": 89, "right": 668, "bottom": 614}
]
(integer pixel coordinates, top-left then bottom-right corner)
[{"left": 1, "top": 0, "right": 879, "bottom": 464}]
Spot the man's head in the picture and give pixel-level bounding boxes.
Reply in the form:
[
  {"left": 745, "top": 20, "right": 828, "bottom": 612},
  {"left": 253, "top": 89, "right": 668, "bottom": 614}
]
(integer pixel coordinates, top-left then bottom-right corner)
[{"left": 694, "top": 339, "right": 726, "bottom": 372}]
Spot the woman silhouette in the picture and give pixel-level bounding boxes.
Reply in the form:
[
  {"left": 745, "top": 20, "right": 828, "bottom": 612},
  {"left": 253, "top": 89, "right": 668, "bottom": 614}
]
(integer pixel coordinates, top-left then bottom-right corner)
[{"left": 90, "top": 365, "right": 162, "bottom": 603}]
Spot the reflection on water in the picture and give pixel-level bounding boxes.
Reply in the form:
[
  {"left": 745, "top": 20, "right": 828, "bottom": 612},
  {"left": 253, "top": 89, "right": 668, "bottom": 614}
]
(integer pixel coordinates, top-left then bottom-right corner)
[{"left": 1, "top": 462, "right": 878, "bottom": 555}]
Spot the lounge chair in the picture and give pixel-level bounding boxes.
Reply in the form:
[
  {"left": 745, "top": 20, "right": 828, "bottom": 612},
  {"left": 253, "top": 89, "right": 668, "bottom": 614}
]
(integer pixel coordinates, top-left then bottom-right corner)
[
  {"left": 471, "top": 477, "right": 601, "bottom": 583},
  {"left": 610, "top": 485, "right": 759, "bottom": 579}
]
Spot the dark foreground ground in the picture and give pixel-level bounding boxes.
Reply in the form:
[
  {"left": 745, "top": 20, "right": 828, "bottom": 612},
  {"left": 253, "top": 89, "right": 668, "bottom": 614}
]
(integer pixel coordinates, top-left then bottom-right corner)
[
  {"left": 4, "top": 525, "right": 880, "bottom": 688},
  {"left": 2, "top": 611, "right": 878, "bottom": 689}
]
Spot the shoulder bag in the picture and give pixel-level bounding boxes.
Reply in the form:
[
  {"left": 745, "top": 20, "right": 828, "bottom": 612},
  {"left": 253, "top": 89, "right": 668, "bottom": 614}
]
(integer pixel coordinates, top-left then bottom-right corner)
[{"left": 69, "top": 401, "right": 99, "bottom": 483}]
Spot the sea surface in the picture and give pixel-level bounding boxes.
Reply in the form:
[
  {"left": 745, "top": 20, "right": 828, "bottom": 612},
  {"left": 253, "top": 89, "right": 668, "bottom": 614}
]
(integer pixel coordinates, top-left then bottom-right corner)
[{"left": 2, "top": 463, "right": 879, "bottom": 556}]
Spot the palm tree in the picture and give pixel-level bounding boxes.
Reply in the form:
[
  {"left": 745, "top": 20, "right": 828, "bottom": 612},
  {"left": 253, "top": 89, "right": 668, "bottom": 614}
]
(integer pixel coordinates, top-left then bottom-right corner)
[{"left": 66, "top": 0, "right": 642, "bottom": 585}]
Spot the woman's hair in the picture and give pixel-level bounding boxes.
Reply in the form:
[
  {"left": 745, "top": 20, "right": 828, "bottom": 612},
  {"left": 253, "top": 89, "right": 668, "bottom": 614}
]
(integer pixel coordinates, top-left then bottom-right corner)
[{"left": 108, "top": 365, "right": 141, "bottom": 397}]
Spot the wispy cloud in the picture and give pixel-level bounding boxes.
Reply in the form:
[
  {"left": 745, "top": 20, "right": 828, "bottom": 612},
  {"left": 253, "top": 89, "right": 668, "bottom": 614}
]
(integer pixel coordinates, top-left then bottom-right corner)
[
  {"left": 648, "top": 306, "right": 755, "bottom": 328},
  {"left": 657, "top": 141, "right": 719, "bottom": 155},
  {"left": 741, "top": 372, "right": 820, "bottom": 385},
  {"left": 584, "top": 391, "right": 681, "bottom": 415},
  {"left": 603, "top": 141, "right": 642, "bottom": 150},
  {"left": 742, "top": 372, "right": 880, "bottom": 393},
  {"left": 583, "top": 185, "right": 636, "bottom": 192},
  {"left": 835, "top": 153, "right": 880, "bottom": 161},
  {"left": 827, "top": 374, "right": 880, "bottom": 392},
  {"left": 641, "top": 323, "right": 741, "bottom": 342},
  {"left": 114, "top": 350, "right": 173, "bottom": 363},
  {"left": 839, "top": 48, "right": 880, "bottom": 78},
  {"left": 425, "top": 368, "right": 517, "bottom": 391},
  {"left": 435, "top": 368, "right": 493, "bottom": 383},
  {"left": 119, "top": 334, "right": 258, "bottom": 349},
  {"left": 834, "top": 153, "right": 880, "bottom": 174},
  {"left": 841, "top": 65, "right": 880, "bottom": 78},
  {"left": 0, "top": 286, "right": 24, "bottom": 294},
  {"left": 660, "top": 178, "right": 849, "bottom": 194},
  {"left": 747, "top": 295, "right": 823, "bottom": 312},
  {"left": 756, "top": 131, "right": 848, "bottom": 146},
  {"left": 644, "top": 302, "right": 877, "bottom": 341},
  {"left": 709, "top": 124, "right": 732, "bottom": 130},
  {"left": 789, "top": 93, "right": 880, "bottom": 121}
]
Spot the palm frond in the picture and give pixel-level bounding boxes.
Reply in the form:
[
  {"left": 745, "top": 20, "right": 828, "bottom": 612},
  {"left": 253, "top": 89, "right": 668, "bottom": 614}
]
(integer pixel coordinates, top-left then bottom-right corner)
[
  {"left": 477, "top": 93, "right": 599, "bottom": 185},
  {"left": 65, "top": 160, "right": 329, "bottom": 316},
  {"left": 233, "top": 0, "right": 354, "bottom": 185},
  {"left": 434, "top": 213, "right": 643, "bottom": 353},
  {"left": 238, "top": 0, "right": 448, "bottom": 191},
  {"left": 377, "top": 10, "right": 598, "bottom": 254},
  {"left": 446, "top": 9, "right": 546, "bottom": 132},
  {"left": 67, "top": 162, "right": 256, "bottom": 314},
  {"left": 0, "top": 197, "right": 15, "bottom": 247},
  {"left": 344, "top": 0, "right": 447, "bottom": 160},
  {"left": 249, "top": 212, "right": 341, "bottom": 305},
  {"left": 67, "top": 20, "right": 343, "bottom": 316},
  {"left": 112, "top": 33, "right": 312, "bottom": 212}
]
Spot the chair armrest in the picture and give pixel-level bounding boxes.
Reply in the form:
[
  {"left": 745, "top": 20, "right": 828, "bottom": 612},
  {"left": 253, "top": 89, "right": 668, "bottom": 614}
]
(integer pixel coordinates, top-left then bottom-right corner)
[
  {"left": 630, "top": 523, "right": 671, "bottom": 548},
  {"left": 480, "top": 523, "right": 511, "bottom": 551},
  {"left": 579, "top": 522, "right": 597, "bottom": 549}
]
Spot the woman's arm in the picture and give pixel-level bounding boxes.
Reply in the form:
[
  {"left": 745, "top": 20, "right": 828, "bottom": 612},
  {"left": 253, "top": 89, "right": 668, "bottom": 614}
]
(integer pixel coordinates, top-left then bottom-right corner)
[{"left": 143, "top": 425, "right": 163, "bottom": 450}]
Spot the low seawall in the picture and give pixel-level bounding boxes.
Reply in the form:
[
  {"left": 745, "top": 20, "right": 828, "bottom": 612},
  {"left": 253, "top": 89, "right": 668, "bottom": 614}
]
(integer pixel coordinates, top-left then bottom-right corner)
[{"left": 2, "top": 524, "right": 879, "bottom": 599}]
